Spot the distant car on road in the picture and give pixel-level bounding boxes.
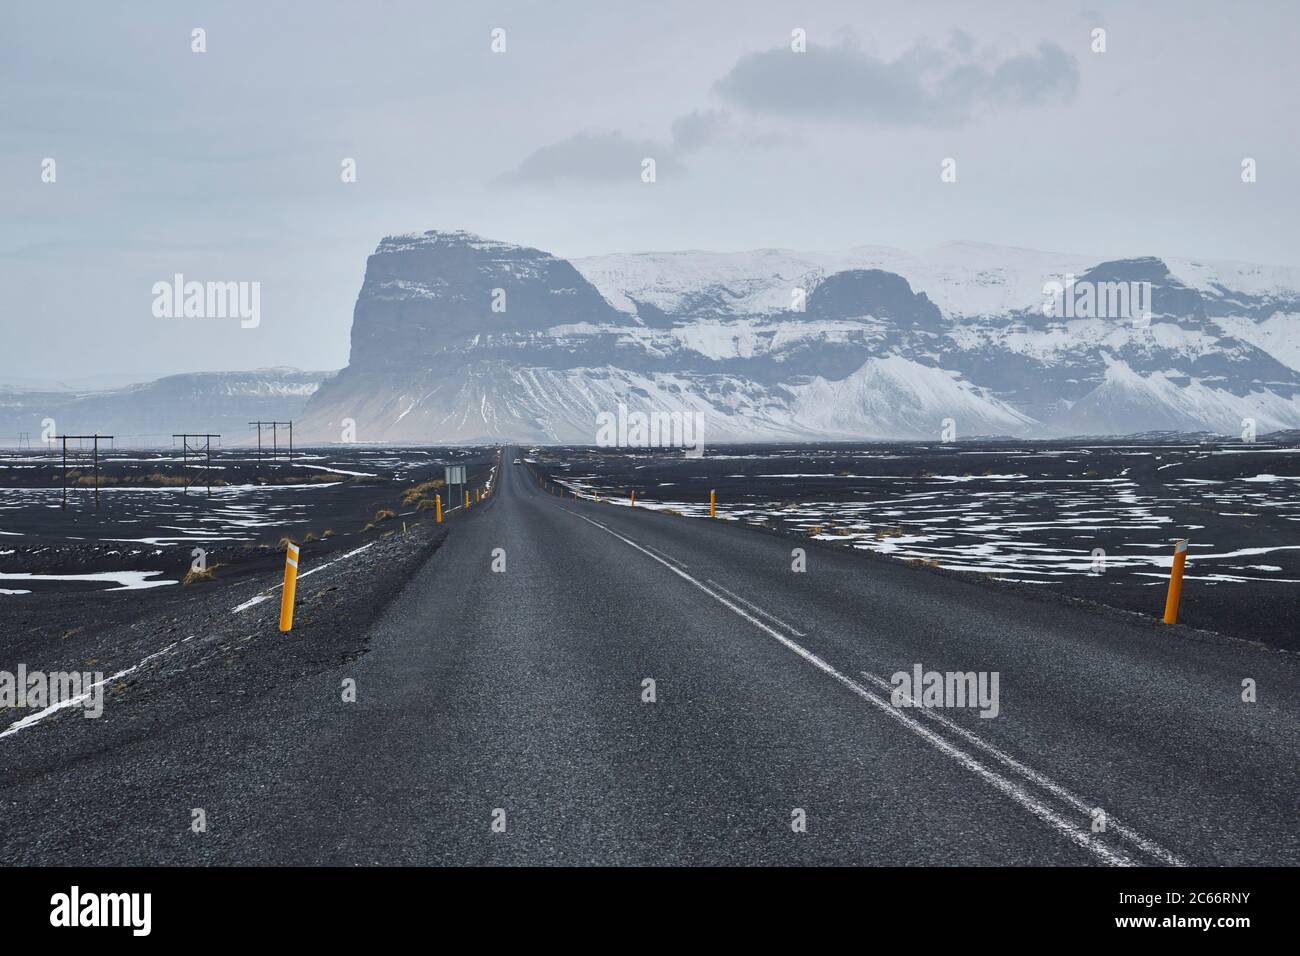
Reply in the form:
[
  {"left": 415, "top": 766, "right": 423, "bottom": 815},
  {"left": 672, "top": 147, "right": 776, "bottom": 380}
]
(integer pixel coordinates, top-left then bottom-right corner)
[{"left": 513, "top": 458, "right": 522, "bottom": 464}]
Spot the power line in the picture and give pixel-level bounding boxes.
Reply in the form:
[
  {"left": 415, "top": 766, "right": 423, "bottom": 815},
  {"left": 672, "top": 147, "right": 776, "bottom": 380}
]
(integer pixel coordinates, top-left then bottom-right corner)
[
  {"left": 173, "top": 433, "right": 221, "bottom": 497},
  {"left": 248, "top": 420, "right": 293, "bottom": 466},
  {"left": 58, "top": 434, "right": 114, "bottom": 511}
]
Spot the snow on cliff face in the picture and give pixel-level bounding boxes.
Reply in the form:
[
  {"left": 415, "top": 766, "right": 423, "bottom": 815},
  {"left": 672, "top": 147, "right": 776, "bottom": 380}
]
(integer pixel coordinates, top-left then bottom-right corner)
[
  {"left": 788, "top": 356, "right": 1037, "bottom": 439},
  {"left": 294, "top": 230, "right": 1300, "bottom": 443},
  {"left": 299, "top": 359, "right": 1025, "bottom": 443},
  {"left": 1056, "top": 359, "right": 1300, "bottom": 436},
  {"left": 573, "top": 242, "right": 1102, "bottom": 320},
  {"left": 1212, "top": 313, "right": 1300, "bottom": 372},
  {"left": 1165, "top": 258, "right": 1300, "bottom": 302},
  {"left": 576, "top": 244, "right": 1300, "bottom": 324}
]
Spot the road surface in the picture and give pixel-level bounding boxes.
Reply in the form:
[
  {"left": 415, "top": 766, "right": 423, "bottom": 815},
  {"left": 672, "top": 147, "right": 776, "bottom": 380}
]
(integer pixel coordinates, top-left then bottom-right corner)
[{"left": 3, "top": 447, "right": 1298, "bottom": 865}]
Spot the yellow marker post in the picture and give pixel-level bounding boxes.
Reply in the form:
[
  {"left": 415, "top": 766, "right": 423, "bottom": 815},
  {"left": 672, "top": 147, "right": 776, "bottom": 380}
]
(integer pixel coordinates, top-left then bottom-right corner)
[
  {"left": 279, "top": 541, "right": 300, "bottom": 633},
  {"left": 709, "top": 489, "right": 716, "bottom": 518},
  {"left": 465, "top": 490, "right": 470, "bottom": 509},
  {"left": 476, "top": 488, "right": 481, "bottom": 503},
  {"left": 1163, "top": 538, "right": 1189, "bottom": 624},
  {"left": 630, "top": 490, "right": 636, "bottom": 508},
  {"left": 435, "top": 494, "right": 442, "bottom": 523}
]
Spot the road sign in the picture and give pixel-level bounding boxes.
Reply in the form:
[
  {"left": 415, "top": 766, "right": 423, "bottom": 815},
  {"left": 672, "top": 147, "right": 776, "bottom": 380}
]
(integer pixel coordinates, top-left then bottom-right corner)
[{"left": 445, "top": 465, "right": 466, "bottom": 485}]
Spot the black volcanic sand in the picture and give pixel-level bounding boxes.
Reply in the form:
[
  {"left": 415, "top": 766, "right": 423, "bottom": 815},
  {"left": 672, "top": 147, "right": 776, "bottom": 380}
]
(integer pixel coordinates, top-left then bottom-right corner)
[
  {"left": 0, "top": 446, "right": 495, "bottom": 579},
  {"left": 0, "top": 447, "right": 501, "bottom": 754},
  {"left": 0, "top": 516, "right": 456, "bottom": 824},
  {"left": 527, "top": 440, "right": 1300, "bottom": 652}
]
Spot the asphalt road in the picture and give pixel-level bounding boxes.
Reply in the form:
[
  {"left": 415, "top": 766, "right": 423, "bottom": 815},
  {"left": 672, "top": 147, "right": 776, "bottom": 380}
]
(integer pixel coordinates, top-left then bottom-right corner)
[{"left": 3, "top": 446, "right": 1298, "bottom": 865}]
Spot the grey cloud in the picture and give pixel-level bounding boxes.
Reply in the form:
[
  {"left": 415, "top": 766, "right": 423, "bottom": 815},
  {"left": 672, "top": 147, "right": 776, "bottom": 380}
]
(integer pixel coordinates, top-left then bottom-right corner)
[
  {"left": 670, "top": 109, "right": 729, "bottom": 152},
  {"left": 714, "top": 37, "right": 1079, "bottom": 127},
  {"left": 502, "top": 130, "right": 674, "bottom": 185},
  {"left": 948, "top": 29, "right": 976, "bottom": 56},
  {"left": 506, "top": 110, "right": 728, "bottom": 186}
]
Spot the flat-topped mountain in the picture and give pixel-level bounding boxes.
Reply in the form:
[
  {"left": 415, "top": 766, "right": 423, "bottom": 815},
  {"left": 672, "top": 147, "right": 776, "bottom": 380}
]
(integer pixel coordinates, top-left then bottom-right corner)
[{"left": 291, "top": 229, "right": 1300, "bottom": 443}]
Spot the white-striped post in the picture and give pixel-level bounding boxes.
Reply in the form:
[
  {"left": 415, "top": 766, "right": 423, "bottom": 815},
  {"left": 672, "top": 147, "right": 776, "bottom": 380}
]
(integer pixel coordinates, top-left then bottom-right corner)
[{"left": 279, "top": 542, "right": 300, "bottom": 632}]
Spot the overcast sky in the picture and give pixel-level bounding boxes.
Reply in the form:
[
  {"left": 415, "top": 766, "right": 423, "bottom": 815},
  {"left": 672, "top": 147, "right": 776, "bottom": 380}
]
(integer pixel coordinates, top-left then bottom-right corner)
[{"left": 3, "top": 0, "right": 1298, "bottom": 382}]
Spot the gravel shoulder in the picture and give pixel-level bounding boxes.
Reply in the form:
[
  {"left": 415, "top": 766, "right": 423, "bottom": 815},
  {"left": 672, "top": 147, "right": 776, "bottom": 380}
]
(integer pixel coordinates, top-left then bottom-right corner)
[{"left": 0, "top": 512, "right": 452, "bottom": 863}]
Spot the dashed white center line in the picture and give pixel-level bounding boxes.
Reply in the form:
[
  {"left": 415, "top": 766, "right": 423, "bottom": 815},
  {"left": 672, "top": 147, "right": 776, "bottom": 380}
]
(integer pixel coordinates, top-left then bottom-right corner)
[
  {"left": 706, "top": 578, "right": 808, "bottom": 636},
  {"left": 643, "top": 543, "right": 689, "bottom": 570},
  {"left": 855, "top": 669, "right": 1187, "bottom": 867}
]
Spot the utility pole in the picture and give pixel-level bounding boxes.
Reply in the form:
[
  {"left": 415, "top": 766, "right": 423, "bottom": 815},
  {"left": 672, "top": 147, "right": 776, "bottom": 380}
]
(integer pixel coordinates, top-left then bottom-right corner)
[
  {"left": 249, "top": 421, "right": 294, "bottom": 467},
  {"left": 173, "top": 434, "right": 221, "bottom": 496},
  {"left": 59, "top": 434, "right": 114, "bottom": 511}
]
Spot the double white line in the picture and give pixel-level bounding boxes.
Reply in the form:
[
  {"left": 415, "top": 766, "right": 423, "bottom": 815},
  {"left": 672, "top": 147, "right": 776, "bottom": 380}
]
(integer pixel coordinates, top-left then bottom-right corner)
[{"left": 565, "top": 508, "right": 1186, "bottom": 867}]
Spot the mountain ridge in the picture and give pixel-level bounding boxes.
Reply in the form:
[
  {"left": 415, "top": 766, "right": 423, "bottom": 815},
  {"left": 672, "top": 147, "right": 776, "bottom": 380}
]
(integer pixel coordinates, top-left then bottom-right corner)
[
  {"left": 294, "top": 229, "right": 1300, "bottom": 443},
  {"left": 6, "top": 229, "right": 1299, "bottom": 446}
]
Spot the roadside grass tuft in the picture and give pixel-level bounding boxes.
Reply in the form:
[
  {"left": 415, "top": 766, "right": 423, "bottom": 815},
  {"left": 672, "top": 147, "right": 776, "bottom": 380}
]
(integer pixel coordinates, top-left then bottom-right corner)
[
  {"left": 143, "top": 473, "right": 192, "bottom": 486},
  {"left": 183, "top": 563, "right": 221, "bottom": 585},
  {"left": 401, "top": 479, "right": 445, "bottom": 506}
]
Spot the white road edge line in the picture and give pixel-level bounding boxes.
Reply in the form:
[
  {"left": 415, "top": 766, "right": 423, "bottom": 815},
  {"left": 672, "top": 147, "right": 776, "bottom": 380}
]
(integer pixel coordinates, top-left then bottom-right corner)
[
  {"left": 563, "top": 508, "right": 1146, "bottom": 868},
  {"left": 230, "top": 541, "right": 378, "bottom": 614},
  {"left": 1, "top": 637, "right": 193, "bottom": 740}
]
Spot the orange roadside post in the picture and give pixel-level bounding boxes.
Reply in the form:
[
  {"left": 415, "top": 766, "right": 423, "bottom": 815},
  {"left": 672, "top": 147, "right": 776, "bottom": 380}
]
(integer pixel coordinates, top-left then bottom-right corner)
[
  {"left": 1162, "top": 539, "right": 1189, "bottom": 624},
  {"left": 279, "top": 541, "right": 300, "bottom": 633}
]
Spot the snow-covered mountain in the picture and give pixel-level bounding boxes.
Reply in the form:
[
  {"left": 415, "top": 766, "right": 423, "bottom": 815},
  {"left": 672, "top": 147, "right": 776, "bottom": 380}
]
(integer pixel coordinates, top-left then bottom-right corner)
[
  {"left": 294, "top": 229, "right": 1300, "bottom": 443},
  {"left": 0, "top": 369, "right": 330, "bottom": 447}
]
